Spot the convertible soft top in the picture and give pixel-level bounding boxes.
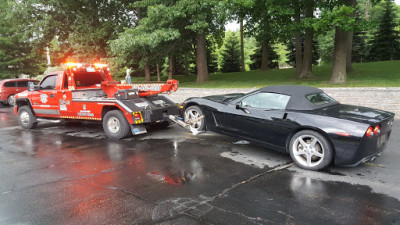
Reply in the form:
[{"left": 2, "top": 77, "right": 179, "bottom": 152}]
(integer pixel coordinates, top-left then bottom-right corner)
[{"left": 260, "top": 85, "right": 339, "bottom": 110}]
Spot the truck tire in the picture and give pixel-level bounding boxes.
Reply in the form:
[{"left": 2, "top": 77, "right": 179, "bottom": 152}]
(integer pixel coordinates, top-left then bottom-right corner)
[
  {"left": 17, "top": 105, "right": 38, "bottom": 129},
  {"left": 103, "top": 110, "right": 131, "bottom": 139}
]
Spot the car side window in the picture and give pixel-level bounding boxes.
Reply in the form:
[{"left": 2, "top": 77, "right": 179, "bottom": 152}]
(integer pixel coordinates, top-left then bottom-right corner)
[
  {"left": 241, "top": 92, "right": 290, "bottom": 110},
  {"left": 4, "top": 81, "right": 16, "bottom": 87},
  {"left": 17, "top": 81, "right": 29, "bottom": 87},
  {"left": 40, "top": 75, "right": 57, "bottom": 90}
]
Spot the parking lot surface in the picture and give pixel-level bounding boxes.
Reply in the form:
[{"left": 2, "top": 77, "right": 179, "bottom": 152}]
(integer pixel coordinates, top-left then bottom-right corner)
[{"left": 1, "top": 105, "right": 400, "bottom": 225}]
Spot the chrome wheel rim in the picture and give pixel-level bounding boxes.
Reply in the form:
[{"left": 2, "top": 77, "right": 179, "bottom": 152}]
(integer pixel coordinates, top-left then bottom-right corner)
[
  {"left": 8, "top": 95, "right": 15, "bottom": 106},
  {"left": 107, "top": 116, "right": 120, "bottom": 133},
  {"left": 184, "top": 108, "right": 203, "bottom": 131},
  {"left": 292, "top": 135, "right": 324, "bottom": 168},
  {"left": 20, "top": 111, "right": 30, "bottom": 125}
]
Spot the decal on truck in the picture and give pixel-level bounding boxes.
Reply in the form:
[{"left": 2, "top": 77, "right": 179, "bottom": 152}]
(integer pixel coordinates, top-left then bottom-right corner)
[{"left": 40, "top": 94, "right": 48, "bottom": 103}]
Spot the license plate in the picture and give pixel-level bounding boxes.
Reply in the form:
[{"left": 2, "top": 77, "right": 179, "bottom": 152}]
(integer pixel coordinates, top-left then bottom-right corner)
[{"left": 86, "top": 67, "right": 95, "bottom": 72}]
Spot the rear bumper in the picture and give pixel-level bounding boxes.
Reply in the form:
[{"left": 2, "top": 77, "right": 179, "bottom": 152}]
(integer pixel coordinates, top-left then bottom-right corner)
[
  {"left": 141, "top": 105, "right": 180, "bottom": 123},
  {"left": 334, "top": 126, "right": 392, "bottom": 166},
  {"left": 121, "top": 95, "right": 180, "bottom": 125}
]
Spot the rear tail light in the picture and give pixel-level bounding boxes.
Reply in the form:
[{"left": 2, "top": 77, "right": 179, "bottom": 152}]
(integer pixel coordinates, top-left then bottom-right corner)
[
  {"left": 366, "top": 125, "right": 380, "bottom": 137},
  {"left": 374, "top": 125, "right": 380, "bottom": 134},
  {"left": 366, "top": 126, "right": 373, "bottom": 136},
  {"left": 133, "top": 112, "right": 142, "bottom": 121}
]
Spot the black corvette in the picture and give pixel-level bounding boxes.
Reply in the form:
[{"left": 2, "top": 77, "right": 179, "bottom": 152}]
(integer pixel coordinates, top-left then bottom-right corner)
[{"left": 182, "top": 85, "right": 395, "bottom": 170}]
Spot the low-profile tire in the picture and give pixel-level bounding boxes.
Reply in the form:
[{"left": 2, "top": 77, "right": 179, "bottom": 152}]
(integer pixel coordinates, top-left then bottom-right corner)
[
  {"left": 17, "top": 105, "right": 38, "bottom": 129},
  {"left": 184, "top": 105, "right": 205, "bottom": 132},
  {"left": 103, "top": 110, "right": 131, "bottom": 139},
  {"left": 7, "top": 95, "right": 16, "bottom": 106},
  {"left": 289, "top": 130, "right": 333, "bottom": 171}
]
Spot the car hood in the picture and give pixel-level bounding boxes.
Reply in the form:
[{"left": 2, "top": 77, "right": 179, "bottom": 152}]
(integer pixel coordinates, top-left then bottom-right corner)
[
  {"left": 202, "top": 93, "right": 245, "bottom": 103},
  {"left": 315, "top": 104, "right": 394, "bottom": 124}
]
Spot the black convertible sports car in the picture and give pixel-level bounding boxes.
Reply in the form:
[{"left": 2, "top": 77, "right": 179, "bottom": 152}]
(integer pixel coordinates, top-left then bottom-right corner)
[{"left": 182, "top": 85, "right": 395, "bottom": 170}]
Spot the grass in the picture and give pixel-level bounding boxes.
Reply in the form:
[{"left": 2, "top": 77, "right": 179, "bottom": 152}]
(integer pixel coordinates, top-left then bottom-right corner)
[{"left": 131, "top": 60, "right": 400, "bottom": 88}]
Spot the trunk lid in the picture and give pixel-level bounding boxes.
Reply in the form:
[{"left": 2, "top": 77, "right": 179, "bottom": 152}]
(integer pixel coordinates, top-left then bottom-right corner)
[{"left": 315, "top": 104, "right": 394, "bottom": 124}]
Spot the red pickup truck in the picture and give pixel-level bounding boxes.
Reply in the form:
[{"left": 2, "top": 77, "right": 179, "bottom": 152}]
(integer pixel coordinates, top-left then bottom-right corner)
[{"left": 14, "top": 63, "right": 180, "bottom": 139}]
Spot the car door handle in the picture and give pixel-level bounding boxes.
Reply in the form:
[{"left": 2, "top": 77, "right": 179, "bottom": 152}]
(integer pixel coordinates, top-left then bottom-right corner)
[{"left": 50, "top": 94, "right": 55, "bottom": 98}]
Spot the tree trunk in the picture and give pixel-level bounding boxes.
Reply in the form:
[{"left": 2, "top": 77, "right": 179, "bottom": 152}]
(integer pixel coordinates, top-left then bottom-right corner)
[
  {"left": 156, "top": 63, "right": 161, "bottom": 81},
  {"left": 346, "top": 31, "right": 354, "bottom": 72},
  {"left": 300, "top": 0, "right": 313, "bottom": 79},
  {"left": 184, "top": 52, "right": 189, "bottom": 77},
  {"left": 365, "top": 0, "right": 370, "bottom": 20},
  {"left": 144, "top": 62, "right": 151, "bottom": 82},
  {"left": 294, "top": 2, "right": 303, "bottom": 79},
  {"left": 346, "top": 0, "right": 357, "bottom": 72},
  {"left": 240, "top": 19, "right": 245, "bottom": 72},
  {"left": 196, "top": 33, "right": 208, "bottom": 83},
  {"left": 168, "top": 55, "right": 175, "bottom": 79},
  {"left": 330, "top": 27, "right": 348, "bottom": 84},
  {"left": 260, "top": 40, "right": 269, "bottom": 70}
]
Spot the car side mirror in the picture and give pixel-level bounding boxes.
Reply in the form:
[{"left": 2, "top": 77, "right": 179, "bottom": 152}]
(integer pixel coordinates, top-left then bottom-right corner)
[{"left": 236, "top": 102, "right": 242, "bottom": 109}]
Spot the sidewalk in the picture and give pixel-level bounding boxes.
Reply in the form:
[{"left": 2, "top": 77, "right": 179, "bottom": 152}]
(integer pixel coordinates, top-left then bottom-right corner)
[{"left": 167, "top": 87, "right": 400, "bottom": 118}]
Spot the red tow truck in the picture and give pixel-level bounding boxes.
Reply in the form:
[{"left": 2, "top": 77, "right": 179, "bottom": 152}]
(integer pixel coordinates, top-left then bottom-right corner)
[{"left": 14, "top": 63, "right": 180, "bottom": 139}]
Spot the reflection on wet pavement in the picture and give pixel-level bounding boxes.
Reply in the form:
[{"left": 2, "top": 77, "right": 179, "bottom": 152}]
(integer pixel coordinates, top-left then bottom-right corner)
[{"left": 0, "top": 106, "right": 399, "bottom": 224}]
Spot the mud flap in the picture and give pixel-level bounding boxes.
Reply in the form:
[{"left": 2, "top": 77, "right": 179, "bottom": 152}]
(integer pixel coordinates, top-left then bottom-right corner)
[{"left": 130, "top": 124, "right": 147, "bottom": 135}]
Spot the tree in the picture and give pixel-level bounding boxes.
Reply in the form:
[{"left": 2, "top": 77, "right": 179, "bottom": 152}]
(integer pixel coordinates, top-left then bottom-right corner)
[
  {"left": 221, "top": 32, "right": 241, "bottom": 73},
  {"left": 112, "top": 0, "right": 226, "bottom": 83},
  {"left": 225, "top": 0, "right": 253, "bottom": 72},
  {"left": 0, "top": 1, "right": 46, "bottom": 78},
  {"left": 286, "top": 38, "right": 320, "bottom": 67},
  {"left": 299, "top": 0, "right": 315, "bottom": 79},
  {"left": 368, "top": 0, "right": 400, "bottom": 61},
  {"left": 245, "top": 0, "right": 292, "bottom": 71},
  {"left": 326, "top": 2, "right": 357, "bottom": 84},
  {"left": 10, "top": 0, "right": 135, "bottom": 64},
  {"left": 250, "top": 42, "right": 279, "bottom": 70}
]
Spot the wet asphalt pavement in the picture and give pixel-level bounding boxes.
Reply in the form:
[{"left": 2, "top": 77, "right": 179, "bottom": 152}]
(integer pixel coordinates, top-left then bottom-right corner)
[{"left": 0, "top": 105, "right": 400, "bottom": 225}]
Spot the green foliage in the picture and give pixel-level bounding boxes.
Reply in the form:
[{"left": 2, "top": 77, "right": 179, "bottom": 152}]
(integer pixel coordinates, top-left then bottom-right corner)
[
  {"left": 368, "top": 0, "right": 400, "bottom": 61},
  {"left": 249, "top": 42, "right": 279, "bottom": 70},
  {"left": 0, "top": 1, "right": 46, "bottom": 78},
  {"left": 220, "top": 32, "right": 241, "bottom": 73}
]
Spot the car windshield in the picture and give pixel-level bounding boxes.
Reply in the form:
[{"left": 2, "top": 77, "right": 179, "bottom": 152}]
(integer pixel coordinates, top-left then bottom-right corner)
[
  {"left": 228, "top": 90, "right": 258, "bottom": 102},
  {"left": 306, "top": 93, "right": 337, "bottom": 106}
]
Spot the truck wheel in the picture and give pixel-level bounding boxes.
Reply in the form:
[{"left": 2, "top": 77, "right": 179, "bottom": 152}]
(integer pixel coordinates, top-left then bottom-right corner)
[
  {"left": 7, "top": 95, "right": 16, "bottom": 106},
  {"left": 103, "top": 110, "right": 131, "bottom": 139},
  {"left": 18, "top": 106, "right": 38, "bottom": 129}
]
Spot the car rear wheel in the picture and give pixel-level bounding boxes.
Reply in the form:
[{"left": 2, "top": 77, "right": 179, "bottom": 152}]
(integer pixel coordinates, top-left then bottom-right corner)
[
  {"left": 103, "top": 110, "right": 131, "bottom": 139},
  {"left": 7, "top": 95, "right": 15, "bottom": 106},
  {"left": 184, "top": 105, "right": 205, "bottom": 132},
  {"left": 289, "top": 130, "right": 333, "bottom": 170},
  {"left": 18, "top": 106, "right": 38, "bottom": 129}
]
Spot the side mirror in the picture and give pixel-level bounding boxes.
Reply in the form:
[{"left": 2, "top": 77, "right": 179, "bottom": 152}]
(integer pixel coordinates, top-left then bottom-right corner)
[
  {"left": 28, "top": 82, "right": 39, "bottom": 91},
  {"left": 236, "top": 102, "right": 242, "bottom": 109}
]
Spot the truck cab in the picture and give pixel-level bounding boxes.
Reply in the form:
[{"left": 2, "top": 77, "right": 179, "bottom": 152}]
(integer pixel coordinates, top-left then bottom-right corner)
[{"left": 14, "top": 63, "right": 180, "bottom": 139}]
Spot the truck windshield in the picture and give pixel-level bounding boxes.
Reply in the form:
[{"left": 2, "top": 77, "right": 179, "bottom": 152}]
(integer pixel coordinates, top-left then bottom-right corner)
[{"left": 74, "top": 72, "right": 103, "bottom": 87}]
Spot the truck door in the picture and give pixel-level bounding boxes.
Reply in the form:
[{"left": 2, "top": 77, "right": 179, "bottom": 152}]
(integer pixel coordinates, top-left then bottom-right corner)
[{"left": 31, "top": 74, "right": 60, "bottom": 117}]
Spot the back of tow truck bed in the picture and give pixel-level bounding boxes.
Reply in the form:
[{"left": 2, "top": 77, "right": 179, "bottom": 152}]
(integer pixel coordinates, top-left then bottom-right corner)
[{"left": 14, "top": 63, "right": 180, "bottom": 139}]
